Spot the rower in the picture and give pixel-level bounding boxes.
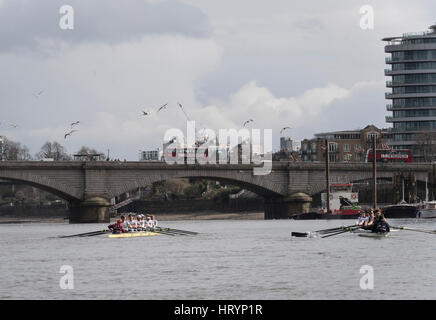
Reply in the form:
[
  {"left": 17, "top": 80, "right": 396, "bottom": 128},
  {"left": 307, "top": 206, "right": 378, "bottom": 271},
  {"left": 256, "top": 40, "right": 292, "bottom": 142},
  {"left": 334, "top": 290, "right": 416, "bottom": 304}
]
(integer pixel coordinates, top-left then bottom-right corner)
[
  {"left": 135, "top": 214, "right": 143, "bottom": 229},
  {"left": 356, "top": 211, "right": 368, "bottom": 226},
  {"left": 126, "top": 213, "right": 139, "bottom": 231},
  {"left": 108, "top": 215, "right": 127, "bottom": 234},
  {"left": 145, "top": 215, "right": 154, "bottom": 229},
  {"left": 137, "top": 214, "right": 146, "bottom": 229},
  {"left": 364, "top": 210, "right": 376, "bottom": 229},
  {"left": 150, "top": 215, "right": 158, "bottom": 228},
  {"left": 371, "top": 210, "right": 390, "bottom": 234},
  {"left": 121, "top": 214, "right": 129, "bottom": 230},
  {"left": 355, "top": 211, "right": 364, "bottom": 226}
]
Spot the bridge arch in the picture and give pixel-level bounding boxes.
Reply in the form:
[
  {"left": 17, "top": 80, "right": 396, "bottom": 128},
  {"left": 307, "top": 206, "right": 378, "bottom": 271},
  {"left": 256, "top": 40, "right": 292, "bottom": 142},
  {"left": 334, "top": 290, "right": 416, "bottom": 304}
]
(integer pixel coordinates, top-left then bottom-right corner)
[
  {"left": 104, "top": 169, "right": 287, "bottom": 199},
  {"left": 307, "top": 171, "right": 396, "bottom": 196},
  {"left": 0, "top": 172, "right": 82, "bottom": 201}
]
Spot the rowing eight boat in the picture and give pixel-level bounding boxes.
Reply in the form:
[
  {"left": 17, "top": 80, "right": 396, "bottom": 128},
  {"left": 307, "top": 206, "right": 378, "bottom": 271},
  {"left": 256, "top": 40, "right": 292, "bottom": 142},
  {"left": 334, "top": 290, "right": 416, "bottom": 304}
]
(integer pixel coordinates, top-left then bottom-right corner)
[{"left": 108, "top": 231, "right": 161, "bottom": 238}]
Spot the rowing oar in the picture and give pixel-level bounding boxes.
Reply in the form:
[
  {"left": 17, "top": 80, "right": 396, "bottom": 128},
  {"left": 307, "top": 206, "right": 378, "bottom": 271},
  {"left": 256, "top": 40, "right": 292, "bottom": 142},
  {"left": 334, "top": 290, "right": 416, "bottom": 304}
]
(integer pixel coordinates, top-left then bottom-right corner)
[
  {"left": 315, "top": 224, "right": 356, "bottom": 235},
  {"left": 149, "top": 228, "right": 177, "bottom": 236},
  {"left": 158, "top": 227, "right": 198, "bottom": 235},
  {"left": 80, "top": 230, "right": 111, "bottom": 237},
  {"left": 291, "top": 225, "right": 356, "bottom": 238},
  {"left": 155, "top": 228, "right": 190, "bottom": 236},
  {"left": 321, "top": 226, "right": 359, "bottom": 238},
  {"left": 58, "top": 229, "right": 109, "bottom": 238},
  {"left": 391, "top": 226, "right": 436, "bottom": 235}
]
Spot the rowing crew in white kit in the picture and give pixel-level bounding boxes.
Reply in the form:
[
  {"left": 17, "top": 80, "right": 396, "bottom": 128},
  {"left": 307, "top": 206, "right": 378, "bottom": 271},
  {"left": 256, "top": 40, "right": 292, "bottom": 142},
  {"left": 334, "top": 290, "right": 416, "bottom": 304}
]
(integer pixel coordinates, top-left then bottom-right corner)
[
  {"left": 107, "top": 213, "right": 158, "bottom": 234},
  {"left": 125, "top": 213, "right": 158, "bottom": 231}
]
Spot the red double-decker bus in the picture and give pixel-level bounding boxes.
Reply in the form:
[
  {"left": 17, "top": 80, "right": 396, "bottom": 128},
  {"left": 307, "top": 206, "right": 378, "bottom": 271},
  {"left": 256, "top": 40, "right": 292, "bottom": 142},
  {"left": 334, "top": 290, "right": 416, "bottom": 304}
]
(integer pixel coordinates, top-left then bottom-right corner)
[{"left": 365, "top": 149, "right": 413, "bottom": 163}]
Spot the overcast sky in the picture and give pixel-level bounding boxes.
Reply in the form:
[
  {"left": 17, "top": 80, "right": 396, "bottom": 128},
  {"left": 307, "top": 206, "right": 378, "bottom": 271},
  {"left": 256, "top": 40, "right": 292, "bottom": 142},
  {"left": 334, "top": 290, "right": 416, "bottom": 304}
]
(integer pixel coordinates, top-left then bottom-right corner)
[{"left": 0, "top": 0, "right": 435, "bottom": 159}]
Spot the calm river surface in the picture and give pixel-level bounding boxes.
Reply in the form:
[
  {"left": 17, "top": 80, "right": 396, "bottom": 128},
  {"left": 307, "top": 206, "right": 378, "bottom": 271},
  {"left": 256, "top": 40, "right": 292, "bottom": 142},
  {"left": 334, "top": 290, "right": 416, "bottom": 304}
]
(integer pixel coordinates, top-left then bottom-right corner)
[{"left": 0, "top": 218, "right": 435, "bottom": 299}]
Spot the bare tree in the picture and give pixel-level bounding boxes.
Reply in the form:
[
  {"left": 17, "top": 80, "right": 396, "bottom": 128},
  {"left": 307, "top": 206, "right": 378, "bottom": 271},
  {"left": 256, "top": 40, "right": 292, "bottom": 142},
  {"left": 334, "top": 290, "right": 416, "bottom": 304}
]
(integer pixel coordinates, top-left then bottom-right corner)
[
  {"left": 414, "top": 131, "right": 436, "bottom": 162},
  {"left": 36, "top": 141, "right": 71, "bottom": 160},
  {"left": 75, "top": 146, "right": 106, "bottom": 160},
  {"left": 1, "top": 137, "right": 32, "bottom": 160}
]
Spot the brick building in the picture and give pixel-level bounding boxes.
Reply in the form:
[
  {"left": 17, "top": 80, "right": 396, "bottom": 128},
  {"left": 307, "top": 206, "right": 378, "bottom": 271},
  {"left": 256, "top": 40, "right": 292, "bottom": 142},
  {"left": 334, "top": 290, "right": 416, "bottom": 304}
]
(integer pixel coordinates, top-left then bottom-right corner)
[{"left": 300, "top": 125, "right": 389, "bottom": 162}]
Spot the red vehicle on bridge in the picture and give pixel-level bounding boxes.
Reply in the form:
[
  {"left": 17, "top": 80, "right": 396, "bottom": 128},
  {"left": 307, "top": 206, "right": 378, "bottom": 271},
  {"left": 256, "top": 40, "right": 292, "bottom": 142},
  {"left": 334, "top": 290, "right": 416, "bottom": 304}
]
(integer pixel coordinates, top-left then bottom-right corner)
[{"left": 365, "top": 148, "right": 413, "bottom": 163}]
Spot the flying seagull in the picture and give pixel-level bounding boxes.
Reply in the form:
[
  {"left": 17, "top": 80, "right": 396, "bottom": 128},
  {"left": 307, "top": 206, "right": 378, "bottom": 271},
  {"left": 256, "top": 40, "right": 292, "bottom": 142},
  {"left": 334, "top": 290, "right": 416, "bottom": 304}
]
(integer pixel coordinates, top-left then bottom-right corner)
[
  {"left": 280, "top": 126, "right": 292, "bottom": 134},
  {"left": 157, "top": 103, "right": 168, "bottom": 112},
  {"left": 243, "top": 119, "right": 254, "bottom": 127},
  {"left": 70, "top": 121, "right": 80, "bottom": 127},
  {"left": 32, "top": 90, "right": 44, "bottom": 98},
  {"left": 141, "top": 110, "right": 150, "bottom": 116},
  {"left": 64, "top": 130, "right": 77, "bottom": 139}
]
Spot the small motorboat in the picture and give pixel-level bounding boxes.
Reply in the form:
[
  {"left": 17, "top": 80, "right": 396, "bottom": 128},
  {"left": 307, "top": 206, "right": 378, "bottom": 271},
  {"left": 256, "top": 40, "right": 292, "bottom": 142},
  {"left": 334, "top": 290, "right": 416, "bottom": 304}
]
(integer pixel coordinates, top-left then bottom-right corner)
[
  {"left": 416, "top": 178, "right": 436, "bottom": 218},
  {"left": 418, "top": 200, "right": 436, "bottom": 218},
  {"left": 382, "top": 201, "right": 418, "bottom": 218}
]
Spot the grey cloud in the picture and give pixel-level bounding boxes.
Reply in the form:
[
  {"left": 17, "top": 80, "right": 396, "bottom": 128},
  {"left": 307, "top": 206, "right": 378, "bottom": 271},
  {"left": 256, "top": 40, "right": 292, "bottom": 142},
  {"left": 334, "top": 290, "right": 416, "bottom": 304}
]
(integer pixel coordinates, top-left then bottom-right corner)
[
  {"left": 0, "top": 0, "right": 211, "bottom": 52},
  {"left": 293, "top": 18, "right": 324, "bottom": 31}
]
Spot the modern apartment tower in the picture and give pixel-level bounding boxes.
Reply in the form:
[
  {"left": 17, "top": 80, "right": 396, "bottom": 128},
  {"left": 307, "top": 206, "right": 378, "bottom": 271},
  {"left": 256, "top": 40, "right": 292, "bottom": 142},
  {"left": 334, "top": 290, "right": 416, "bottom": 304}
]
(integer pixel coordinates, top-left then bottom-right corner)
[{"left": 383, "top": 24, "right": 436, "bottom": 162}]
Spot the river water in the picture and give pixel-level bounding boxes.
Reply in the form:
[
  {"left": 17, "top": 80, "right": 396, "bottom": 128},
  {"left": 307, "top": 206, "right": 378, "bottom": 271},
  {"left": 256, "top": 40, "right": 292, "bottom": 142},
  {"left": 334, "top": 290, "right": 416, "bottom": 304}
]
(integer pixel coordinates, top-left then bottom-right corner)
[{"left": 0, "top": 218, "right": 435, "bottom": 300}]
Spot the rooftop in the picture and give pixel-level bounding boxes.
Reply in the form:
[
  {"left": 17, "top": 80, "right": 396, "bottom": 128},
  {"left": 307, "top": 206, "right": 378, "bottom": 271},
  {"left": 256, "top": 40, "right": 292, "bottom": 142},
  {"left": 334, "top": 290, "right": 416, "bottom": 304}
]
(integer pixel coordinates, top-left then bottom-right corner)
[
  {"left": 314, "top": 130, "right": 360, "bottom": 137},
  {"left": 313, "top": 125, "right": 385, "bottom": 138},
  {"left": 382, "top": 24, "right": 436, "bottom": 42}
]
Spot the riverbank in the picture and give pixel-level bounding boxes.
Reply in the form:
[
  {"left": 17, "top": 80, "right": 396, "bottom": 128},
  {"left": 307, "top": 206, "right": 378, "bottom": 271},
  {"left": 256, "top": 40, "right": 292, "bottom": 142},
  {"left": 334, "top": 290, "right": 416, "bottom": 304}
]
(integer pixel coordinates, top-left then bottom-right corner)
[{"left": 0, "top": 211, "right": 264, "bottom": 224}]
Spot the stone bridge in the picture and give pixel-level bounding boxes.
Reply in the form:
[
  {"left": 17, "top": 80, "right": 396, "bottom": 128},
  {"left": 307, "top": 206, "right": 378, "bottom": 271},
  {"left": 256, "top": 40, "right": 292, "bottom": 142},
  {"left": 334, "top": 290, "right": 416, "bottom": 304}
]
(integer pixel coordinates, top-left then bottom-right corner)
[{"left": 0, "top": 161, "right": 431, "bottom": 222}]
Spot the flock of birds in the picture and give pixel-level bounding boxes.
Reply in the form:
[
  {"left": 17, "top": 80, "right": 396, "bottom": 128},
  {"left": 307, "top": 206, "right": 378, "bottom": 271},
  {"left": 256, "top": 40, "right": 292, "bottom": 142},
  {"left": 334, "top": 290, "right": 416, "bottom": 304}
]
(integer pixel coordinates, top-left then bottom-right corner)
[
  {"left": 141, "top": 103, "right": 292, "bottom": 134},
  {"left": 3, "top": 89, "right": 82, "bottom": 141},
  {"left": 141, "top": 103, "right": 168, "bottom": 117},
  {"left": 0, "top": 90, "right": 43, "bottom": 131},
  {"left": 5, "top": 90, "right": 293, "bottom": 144},
  {"left": 64, "top": 121, "right": 80, "bottom": 139}
]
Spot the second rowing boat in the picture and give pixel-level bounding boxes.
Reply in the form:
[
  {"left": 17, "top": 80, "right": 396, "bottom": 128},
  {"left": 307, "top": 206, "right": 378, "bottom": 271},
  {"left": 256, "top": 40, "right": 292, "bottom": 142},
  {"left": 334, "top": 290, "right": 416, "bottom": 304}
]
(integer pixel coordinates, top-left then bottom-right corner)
[
  {"left": 357, "top": 232, "right": 389, "bottom": 238},
  {"left": 351, "top": 229, "right": 390, "bottom": 238},
  {"left": 352, "top": 228, "right": 398, "bottom": 234}
]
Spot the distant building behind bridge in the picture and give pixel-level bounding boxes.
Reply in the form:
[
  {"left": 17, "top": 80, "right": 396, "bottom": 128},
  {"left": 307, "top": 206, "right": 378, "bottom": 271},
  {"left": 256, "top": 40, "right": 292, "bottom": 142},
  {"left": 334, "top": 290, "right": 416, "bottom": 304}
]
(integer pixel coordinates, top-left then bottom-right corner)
[
  {"left": 280, "top": 137, "right": 293, "bottom": 152},
  {"left": 300, "top": 125, "right": 389, "bottom": 162},
  {"left": 73, "top": 153, "right": 106, "bottom": 161},
  {"left": 139, "top": 150, "right": 161, "bottom": 161},
  {"left": 274, "top": 137, "right": 300, "bottom": 161}
]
